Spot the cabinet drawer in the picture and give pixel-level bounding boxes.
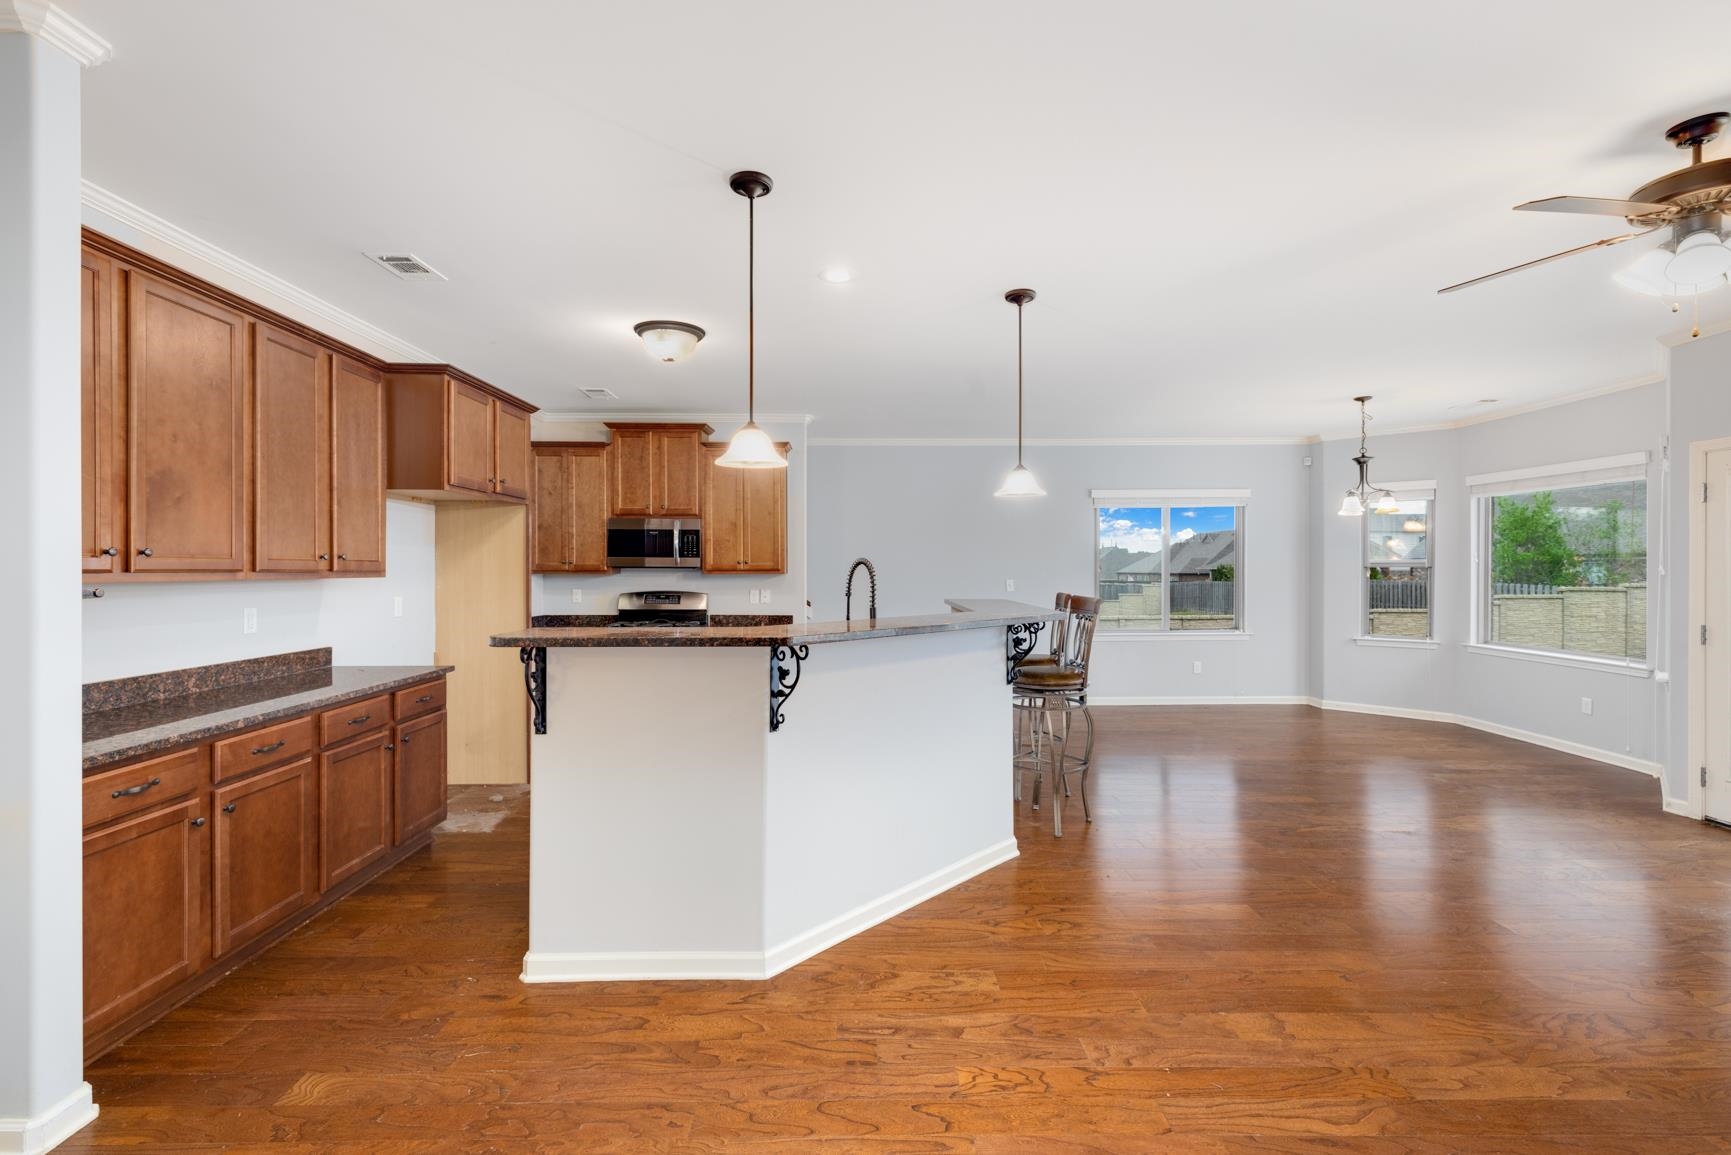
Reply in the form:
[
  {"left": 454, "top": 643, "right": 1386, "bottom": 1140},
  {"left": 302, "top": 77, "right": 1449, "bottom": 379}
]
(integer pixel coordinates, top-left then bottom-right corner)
[
  {"left": 393, "top": 679, "right": 445, "bottom": 722},
  {"left": 318, "top": 694, "right": 391, "bottom": 747},
  {"left": 84, "top": 746, "right": 207, "bottom": 830},
  {"left": 213, "top": 715, "right": 315, "bottom": 783}
]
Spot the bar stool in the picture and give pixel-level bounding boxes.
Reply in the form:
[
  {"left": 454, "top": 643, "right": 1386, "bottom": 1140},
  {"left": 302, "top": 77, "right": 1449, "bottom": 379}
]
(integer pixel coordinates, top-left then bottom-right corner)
[
  {"left": 1012, "top": 595, "right": 1098, "bottom": 836},
  {"left": 1011, "top": 593, "right": 1071, "bottom": 784}
]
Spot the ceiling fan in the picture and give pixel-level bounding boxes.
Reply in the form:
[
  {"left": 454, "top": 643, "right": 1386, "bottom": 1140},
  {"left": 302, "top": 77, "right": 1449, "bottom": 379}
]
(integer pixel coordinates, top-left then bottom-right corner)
[{"left": 1439, "top": 111, "right": 1731, "bottom": 298}]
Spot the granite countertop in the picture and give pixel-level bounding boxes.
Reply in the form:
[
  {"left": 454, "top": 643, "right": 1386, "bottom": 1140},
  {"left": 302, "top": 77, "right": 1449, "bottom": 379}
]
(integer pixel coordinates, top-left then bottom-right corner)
[
  {"left": 490, "top": 603, "right": 1061, "bottom": 649},
  {"left": 84, "top": 651, "right": 453, "bottom": 773}
]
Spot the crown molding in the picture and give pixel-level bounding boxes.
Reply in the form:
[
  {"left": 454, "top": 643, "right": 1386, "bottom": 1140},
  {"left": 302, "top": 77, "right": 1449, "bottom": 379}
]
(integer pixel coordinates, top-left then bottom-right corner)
[
  {"left": 0, "top": 1, "right": 111, "bottom": 65},
  {"left": 80, "top": 179, "right": 440, "bottom": 363},
  {"left": 1310, "top": 371, "right": 1666, "bottom": 443},
  {"left": 537, "top": 411, "right": 814, "bottom": 426},
  {"left": 807, "top": 435, "right": 1315, "bottom": 447}
]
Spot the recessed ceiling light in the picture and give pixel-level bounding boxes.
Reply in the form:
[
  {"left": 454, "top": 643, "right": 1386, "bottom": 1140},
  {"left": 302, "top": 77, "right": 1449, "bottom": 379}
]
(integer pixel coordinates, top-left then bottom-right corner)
[{"left": 819, "top": 268, "right": 853, "bottom": 285}]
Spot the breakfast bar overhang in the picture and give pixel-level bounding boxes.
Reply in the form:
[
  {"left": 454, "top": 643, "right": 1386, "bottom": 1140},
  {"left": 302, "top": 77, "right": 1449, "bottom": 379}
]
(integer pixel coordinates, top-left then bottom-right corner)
[{"left": 489, "top": 601, "right": 1059, "bottom": 982}]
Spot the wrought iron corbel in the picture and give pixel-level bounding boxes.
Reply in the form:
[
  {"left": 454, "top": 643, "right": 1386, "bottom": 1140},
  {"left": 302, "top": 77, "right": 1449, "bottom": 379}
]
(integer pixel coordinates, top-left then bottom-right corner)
[
  {"left": 1005, "top": 621, "right": 1044, "bottom": 684},
  {"left": 769, "top": 643, "right": 810, "bottom": 732},
  {"left": 520, "top": 646, "right": 547, "bottom": 734}
]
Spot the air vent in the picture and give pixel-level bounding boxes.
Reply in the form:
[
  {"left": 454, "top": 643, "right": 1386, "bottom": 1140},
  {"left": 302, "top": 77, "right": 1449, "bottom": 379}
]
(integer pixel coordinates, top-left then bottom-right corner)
[
  {"left": 581, "top": 387, "right": 618, "bottom": 401},
  {"left": 364, "top": 252, "right": 447, "bottom": 281}
]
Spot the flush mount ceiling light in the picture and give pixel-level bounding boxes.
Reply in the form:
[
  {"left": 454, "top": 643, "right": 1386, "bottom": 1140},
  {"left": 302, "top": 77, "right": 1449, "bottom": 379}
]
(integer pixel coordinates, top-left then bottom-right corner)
[
  {"left": 716, "top": 171, "right": 787, "bottom": 470},
  {"left": 994, "top": 289, "right": 1045, "bottom": 499},
  {"left": 633, "top": 320, "right": 706, "bottom": 363},
  {"left": 1338, "top": 396, "right": 1398, "bottom": 517}
]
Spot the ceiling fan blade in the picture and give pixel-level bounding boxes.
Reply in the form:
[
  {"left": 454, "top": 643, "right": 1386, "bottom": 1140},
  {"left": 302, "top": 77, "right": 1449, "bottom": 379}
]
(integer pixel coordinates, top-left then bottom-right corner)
[
  {"left": 1515, "top": 195, "right": 1674, "bottom": 217},
  {"left": 1437, "top": 229, "right": 1657, "bottom": 294}
]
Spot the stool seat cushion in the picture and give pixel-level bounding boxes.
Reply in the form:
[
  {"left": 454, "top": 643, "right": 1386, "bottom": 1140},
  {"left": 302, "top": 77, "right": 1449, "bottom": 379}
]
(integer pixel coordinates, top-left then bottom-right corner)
[
  {"left": 1013, "top": 665, "right": 1087, "bottom": 691},
  {"left": 1015, "top": 655, "right": 1061, "bottom": 667}
]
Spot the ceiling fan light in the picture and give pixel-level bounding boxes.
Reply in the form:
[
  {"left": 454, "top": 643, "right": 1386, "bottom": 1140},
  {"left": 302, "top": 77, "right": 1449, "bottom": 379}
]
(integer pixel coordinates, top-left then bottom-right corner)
[
  {"left": 632, "top": 320, "right": 705, "bottom": 362},
  {"left": 1338, "top": 492, "right": 1365, "bottom": 517},
  {"left": 715, "top": 420, "right": 786, "bottom": 469},
  {"left": 995, "top": 464, "right": 1046, "bottom": 498},
  {"left": 1664, "top": 229, "right": 1731, "bottom": 287},
  {"left": 1613, "top": 248, "right": 1678, "bottom": 297}
]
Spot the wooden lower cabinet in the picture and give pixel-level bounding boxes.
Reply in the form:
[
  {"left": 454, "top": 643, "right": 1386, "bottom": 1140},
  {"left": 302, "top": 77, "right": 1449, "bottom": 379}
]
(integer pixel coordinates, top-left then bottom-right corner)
[
  {"left": 212, "top": 758, "right": 317, "bottom": 956},
  {"left": 83, "top": 675, "right": 448, "bottom": 1058},
  {"left": 84, "top": 796, "right": 209, "bottom": 1039}
]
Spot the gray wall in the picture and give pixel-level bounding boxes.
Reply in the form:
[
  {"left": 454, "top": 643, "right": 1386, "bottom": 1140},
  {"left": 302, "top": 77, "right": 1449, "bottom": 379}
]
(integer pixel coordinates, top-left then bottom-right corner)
[{"left": 807, "top": 442, "right": 1312, "bottom": 701}]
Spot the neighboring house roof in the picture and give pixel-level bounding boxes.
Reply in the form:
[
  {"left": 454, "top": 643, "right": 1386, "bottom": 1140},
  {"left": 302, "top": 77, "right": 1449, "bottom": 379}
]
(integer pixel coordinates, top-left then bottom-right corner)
[{"left": 1098, "top": 531, "right": 1237, "bottom": 579}]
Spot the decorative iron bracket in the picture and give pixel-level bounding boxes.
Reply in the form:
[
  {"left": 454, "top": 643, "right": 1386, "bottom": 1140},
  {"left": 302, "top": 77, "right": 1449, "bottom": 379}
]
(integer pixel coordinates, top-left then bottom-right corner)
[
  {"left": 769, "top": 644, "right": 810, "bottom": 732},
  {"left": 520, "top": 646, "right": 548, "bottom": 735},
  {"left": 1005, "top": 621, "right": 1045, "bottom": 684}
]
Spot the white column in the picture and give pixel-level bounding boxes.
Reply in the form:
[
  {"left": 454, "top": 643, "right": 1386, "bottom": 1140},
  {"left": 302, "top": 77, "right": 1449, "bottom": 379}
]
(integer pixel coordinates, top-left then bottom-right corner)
[{"left": 0, "top": 5, "right": 108, "bottom": 1153}]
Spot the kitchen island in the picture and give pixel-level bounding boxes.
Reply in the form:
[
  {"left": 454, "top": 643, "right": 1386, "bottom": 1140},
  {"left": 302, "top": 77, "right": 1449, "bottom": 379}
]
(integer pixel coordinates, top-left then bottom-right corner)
[{"left": 489, "top": 601, "right": 1058, "bottom": 982}]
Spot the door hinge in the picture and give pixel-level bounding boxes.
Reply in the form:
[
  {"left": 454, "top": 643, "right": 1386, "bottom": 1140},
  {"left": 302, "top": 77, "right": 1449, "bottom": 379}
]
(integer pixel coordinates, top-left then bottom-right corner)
[
  {"left": 1704, "top": 766, "right": 1710, "bottom": 788},
  {"left": 1705, "top": 481, "right": 1711, "bottom": 504},
  {"left": 1704, "top": 624, "right": 1710, "bottom": 646}
]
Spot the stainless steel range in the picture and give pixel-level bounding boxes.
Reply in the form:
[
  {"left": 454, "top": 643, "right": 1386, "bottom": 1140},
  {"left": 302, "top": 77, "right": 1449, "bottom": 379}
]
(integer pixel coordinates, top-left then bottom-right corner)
[{"left": 608, "top": 590, "right": 709, "bottom": 628}]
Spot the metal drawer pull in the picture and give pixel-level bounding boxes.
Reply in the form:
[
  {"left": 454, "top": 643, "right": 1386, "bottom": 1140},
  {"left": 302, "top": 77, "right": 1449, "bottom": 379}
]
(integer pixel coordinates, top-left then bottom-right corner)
[
  {"left": 414, "top": 694, "right": 434, "bottom": 704},
  {"left": 222, "top": 802, "right": 237, "bottom": 813},
  {"left": 251, "top": 740, "right": 286, "bottom": 756},
  {"left": 111, "top": 776, "right": 161, "bottom": 799},
  {"left": 347, "top": 714, "right": 372, "bottom": 725},
  {"left": 138, "top": 547, "right": 153, "bottom": 557},
  {"left": 101, "top": 546, "right": 118, "bottom": 557},
  {"left": 190, "top": 816, "right": 205, "bottom": 827},
  {"left": 401, "top": 735, "right": 411, "bottom": 745}
]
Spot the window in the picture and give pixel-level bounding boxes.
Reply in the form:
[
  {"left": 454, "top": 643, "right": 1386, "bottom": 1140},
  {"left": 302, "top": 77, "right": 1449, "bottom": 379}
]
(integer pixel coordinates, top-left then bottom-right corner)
[
  {"left": 1470, "top": 455, "right": 1648, "bottom": 663},
  {"left": 1093, "top": 492, "right": 1245, "bottom": 632},
  {"left": 1364, "top": 493, "right": 1432, "bottom": 640}
]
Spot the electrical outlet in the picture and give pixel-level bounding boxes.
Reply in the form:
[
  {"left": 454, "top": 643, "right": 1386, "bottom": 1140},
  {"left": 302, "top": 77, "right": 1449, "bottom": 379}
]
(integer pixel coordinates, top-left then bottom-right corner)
[
  {"left": 1005, "top": 579, "right": 1016, "bottom": 592},
  {"left": 761, "top": 589, "right": 772, "bottom": 604},
  {"left": 1581, "top": 697, "right": 1593, "bottom": 715},
  {"left": 392, "top": 595, "right": 404, "bottom": 618},
  {"left": 1192, "top": 660, "right": 1203, "bottom": 675},
  {"left": 571, "top": 588, "right": 583, "bottom": 604},
  {"left": 242, "top": 607, "right": 258, "bottom": 635},
  {"left": 1303, "top": 455, "right": 1313, "bottom": 467},
  {"left": 750, "top": 588, "right": 761, "bottom": 605}
]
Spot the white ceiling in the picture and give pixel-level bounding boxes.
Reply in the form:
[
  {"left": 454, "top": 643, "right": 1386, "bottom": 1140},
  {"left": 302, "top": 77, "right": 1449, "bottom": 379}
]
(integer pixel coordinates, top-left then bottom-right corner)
[{"left": 66, "top": 0, "right": 1730, "bottom": 438}]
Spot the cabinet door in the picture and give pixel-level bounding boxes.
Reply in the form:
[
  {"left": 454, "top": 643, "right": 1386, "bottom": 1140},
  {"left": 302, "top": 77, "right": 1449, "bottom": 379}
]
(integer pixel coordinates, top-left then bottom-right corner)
[
  {"left": 530, "top": 447, "right": 573, "bottom": 572},
  {"left": 739, "top": 463, "right": 789, "bottom": 573},
  {"left": 610, "top": 428, "right": 655, "bottom": 516},
  {"left": 84, "top": 796, "right": 208, "bottom": 1037},
  {"left": 82, "top": 249, "right": 121, "bottom": 574},
  {"left": 331, "top": 356, "right": 386, "bottom": 574},
  {"left": 394, "top": 710, "right": 447, "bottom": 845},
  {"left": 319, "top": 732, "right": 392, "bottom": 890},
  {"left": 700, "top": 445, "right": 744, "bottom": 572},
  {"left": 568, "top": 447, "right": 611, "bottom": 572},
  {"left": 254, "top": 325, "right": 329, "bottom": 573},
  {"left": 446, "top": 379, "right": 495, "bottom": 494},
  {"left": 493, "top": 403, "right": 530, "bottom": 500},
  {"left": 212, "top": 757, "right": 316, "bottom": 957},
  {"left": 655, "top": 429, "right": 704, "bottom": 516},
  {"left": 127, "top": 271, "right": 246, "bottom": 572}
]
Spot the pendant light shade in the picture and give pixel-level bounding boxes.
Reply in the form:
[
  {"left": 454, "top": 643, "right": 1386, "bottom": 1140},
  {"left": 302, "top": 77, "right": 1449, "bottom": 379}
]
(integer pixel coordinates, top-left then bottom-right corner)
[
  {"left": 1337, "top": 395, "right": 1395, "bottom": 517},
  {"left": 995, "top": 288, "right": 1043, "bottom": 499},
  {"left": 718, "top": 170, "right": 787, "bottom": 470},
  {"left": 1338, "top": 492, "right": 1365, "bottom": 517}
]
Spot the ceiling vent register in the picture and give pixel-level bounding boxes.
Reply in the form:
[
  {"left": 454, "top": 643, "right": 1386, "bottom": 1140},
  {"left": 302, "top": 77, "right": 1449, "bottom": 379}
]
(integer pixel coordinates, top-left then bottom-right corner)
[{"left": 365, "top": 252, "right": 447, "bottom": 281}]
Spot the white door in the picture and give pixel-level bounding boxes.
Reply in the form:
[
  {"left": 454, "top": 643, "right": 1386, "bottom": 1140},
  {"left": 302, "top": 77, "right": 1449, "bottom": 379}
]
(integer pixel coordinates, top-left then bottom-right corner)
[{"left": 1705, "top": 448, "right": 1731, "bottom": 823}]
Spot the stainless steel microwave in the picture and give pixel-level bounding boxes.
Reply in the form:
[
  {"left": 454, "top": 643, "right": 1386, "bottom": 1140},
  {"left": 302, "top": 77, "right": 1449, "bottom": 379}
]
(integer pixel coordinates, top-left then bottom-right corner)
[{"left": 605, "top": 518, "right": 702, "bottom": 569}]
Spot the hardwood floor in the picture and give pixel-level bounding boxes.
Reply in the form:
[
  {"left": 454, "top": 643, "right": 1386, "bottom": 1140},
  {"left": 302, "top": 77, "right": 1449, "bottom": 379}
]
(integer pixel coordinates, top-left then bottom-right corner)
[{"left": 66, "top": 706, "right": 1731, "bottom": 1153}]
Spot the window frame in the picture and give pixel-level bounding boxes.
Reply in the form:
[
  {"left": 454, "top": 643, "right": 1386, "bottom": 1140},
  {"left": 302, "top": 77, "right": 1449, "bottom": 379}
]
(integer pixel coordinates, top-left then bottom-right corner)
[
  {"left": 1466, "top": 454, "right": 1651, "bottom": 669},
  {"left": 1360, "top": 484, "right": 1435, "bottom": 643},
  {"left": 1091, "top": 489, "right": 1248, "bottom": 635}
]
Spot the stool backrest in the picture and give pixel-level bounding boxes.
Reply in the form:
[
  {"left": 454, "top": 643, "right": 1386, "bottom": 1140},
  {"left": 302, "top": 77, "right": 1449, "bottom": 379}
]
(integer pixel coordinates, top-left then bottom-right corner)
[
  {"left": 1046, "top": 592, "right": 1073, "bottom": 659},
  {"left": 1064, "top": 594, "right": 1101, "bottom": 682}
]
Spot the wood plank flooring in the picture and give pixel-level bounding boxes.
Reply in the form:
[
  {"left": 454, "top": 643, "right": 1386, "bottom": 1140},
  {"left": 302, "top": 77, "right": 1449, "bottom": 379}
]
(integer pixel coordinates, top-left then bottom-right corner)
[{"left": 65, "top": 706, "right": 1731, "bottom": 1153}]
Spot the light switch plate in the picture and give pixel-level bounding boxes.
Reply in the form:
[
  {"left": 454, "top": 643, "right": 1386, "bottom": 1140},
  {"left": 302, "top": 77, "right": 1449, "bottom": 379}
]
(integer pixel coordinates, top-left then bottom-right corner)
[
  {"left": 571, "top": 588, "right": 583, "bottom": 604},
  {"left": 762, "top": 589, "right": 773, "bottom": 604},
  {"left": 1005, "top": 579, "right": 1015, "bottom": 592},
  {"left": 242, "top": 607, "right": 258, "bottom": 635},
  {"left": 392, "top": 595, "right": 404, "bottom": 618},
  {"left": 1193, "top": 661, "right": 1203, "bottom": 674},
  {"left": 1581, "top": 697, "right": 1593, "bottom": 715},
  {"left": 751, "top": 588, "right": 761, "bottom": 605}
]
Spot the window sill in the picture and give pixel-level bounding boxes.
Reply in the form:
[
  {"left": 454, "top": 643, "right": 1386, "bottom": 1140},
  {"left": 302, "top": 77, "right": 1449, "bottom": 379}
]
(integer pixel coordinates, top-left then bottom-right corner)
[
  {"left": 1096, "top": 630, "right": 1253, "bottom": 641},
  {"left": 1461, "top": 642, "right": 1652, "bottom": 678},
  {"left": 1353, "top": 636, "right": 1438, "bottom": 650}
]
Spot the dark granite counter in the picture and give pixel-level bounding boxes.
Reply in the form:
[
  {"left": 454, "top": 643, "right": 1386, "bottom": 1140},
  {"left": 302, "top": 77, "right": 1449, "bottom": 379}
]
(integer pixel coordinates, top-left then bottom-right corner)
[
  {"left": 84, "top": 649, "right": 453, "bottom": 773},
  {"left": 491, "top": 603, "right": 1060, "bottom": 650},
  {"left": 530, "top": 614, "right": 794, "bottom": 629}
]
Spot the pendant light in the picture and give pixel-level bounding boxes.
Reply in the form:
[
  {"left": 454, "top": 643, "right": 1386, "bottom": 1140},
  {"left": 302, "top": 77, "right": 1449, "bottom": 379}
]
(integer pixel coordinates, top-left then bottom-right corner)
[
  {"left": 994, "top": 288, "right": 1045, "bottom": 498},
  {"left": 1338, "top": 395, "right": 1399, "bottom": 517},
  {"left": 716, "top": 170, "right": 787, "bottom": 470}
]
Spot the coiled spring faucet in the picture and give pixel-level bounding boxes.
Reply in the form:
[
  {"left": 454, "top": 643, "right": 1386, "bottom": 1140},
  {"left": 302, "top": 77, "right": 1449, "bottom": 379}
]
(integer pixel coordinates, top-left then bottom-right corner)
[{"left": 844, "top": 557, "right": 878, "bottom": 622}]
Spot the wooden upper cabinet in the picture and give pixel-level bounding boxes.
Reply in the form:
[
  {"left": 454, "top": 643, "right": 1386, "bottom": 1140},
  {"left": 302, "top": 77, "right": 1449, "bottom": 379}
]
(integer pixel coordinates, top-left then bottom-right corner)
[
  {"left": 331, "top": 357, "right": 386, "bottom": 574},
  {"left": 493, "top": 403, "right": 530, "bottom": 500},
  {"left": 383, "top": 368, "right": 537, "bottom": 503},
  {"left": 127, "top": 271, "right": 247, "bottom": 572},
  {"left": 531, "top": 443, "right": 609, "bottom": 573},
  {"left": 606, "top": 424, "right": 711, "bottom": 517},
  {"left": 253, "top": 325, "right": 329, "bottom": 574},
  {"left": 82, "top": 249, "right": 121, "bottom": 574},
  {"left": 702, "top": 442, "right": 789, "bottom": 574}
]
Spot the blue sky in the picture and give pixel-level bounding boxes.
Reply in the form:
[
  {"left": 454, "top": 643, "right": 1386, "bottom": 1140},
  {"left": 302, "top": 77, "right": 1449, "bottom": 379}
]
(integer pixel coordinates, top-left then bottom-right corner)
[{"left": 1097, "top": 506, "right": 1236, "bottom": 552}]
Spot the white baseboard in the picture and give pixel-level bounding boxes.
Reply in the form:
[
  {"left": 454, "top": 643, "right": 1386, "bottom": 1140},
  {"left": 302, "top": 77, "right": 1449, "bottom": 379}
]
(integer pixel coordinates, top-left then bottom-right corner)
[
  {"left": 1310, "top": 698, "right": 1662, "bottom": 777},
  {"left": 1663, "top": 795, "right": 1704, "bottom": 819},
  {"left": 521, "top": 838, "right": 1019, "bottom": 983},
  {"left": 1091, "top": 695, "right": 1310, "bottom": 706},
  {"left": 0, "top": 1083, "right": 96, "bottom": 1155}
]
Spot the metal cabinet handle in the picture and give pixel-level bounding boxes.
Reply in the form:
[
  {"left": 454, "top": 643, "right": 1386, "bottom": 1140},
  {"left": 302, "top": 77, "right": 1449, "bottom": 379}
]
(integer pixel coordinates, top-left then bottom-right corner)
[
  {"left": 138, "top": 547, "right": 153, "bottom": 557},
  {"left": 100, "top": 546, "right": 118, "bottom": 557},
  {"left": 384, "top": 743, "right": 395, "bottom": 751},
  {"left": 251, "top": 740, "right": 286, "bottom": 756},
  {"left": 190, "top": 817, "right": 206, "bottom": 827},
  {"left": 337, "top": 554, "right": 348, "bottom": 561},
  {"left": 222, "top": 802, "right": 237, "bottom": 814},
  {"left": 347, "top": 714, "right": 371, "bottom": 725},
  {"left": 414, "top": 695, "right": 434, "bottom": 704},
  {"left": 111, "top": 776, "right": 161, "bottom": 799},
  {"left": 319, "top": 553, "right": 330, "bottom": 561},
  {"left": 401, "top": 735, "right": 411, "bottom": 745}
]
